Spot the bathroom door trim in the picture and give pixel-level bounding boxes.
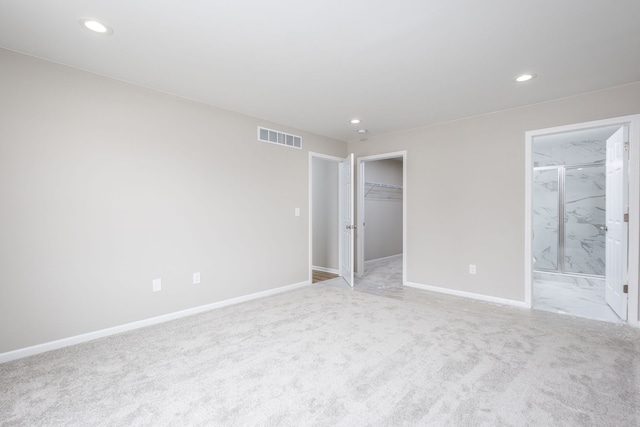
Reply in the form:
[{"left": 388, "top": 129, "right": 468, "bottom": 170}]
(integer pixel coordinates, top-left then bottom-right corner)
[{"left": 524, "top": 115, "right": 640, "bottom": 328}]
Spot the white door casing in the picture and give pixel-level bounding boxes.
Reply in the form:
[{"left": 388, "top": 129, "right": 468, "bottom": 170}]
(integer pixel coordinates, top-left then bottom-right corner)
[
  {"left": 356, "top": 151, "right": 408, "bottom": 284},
  {"left": 605, "top": 126, "right": 629, "bottom": 320},
  {"left": 339, "top": 154, "right": 355, "bottom": 286}
]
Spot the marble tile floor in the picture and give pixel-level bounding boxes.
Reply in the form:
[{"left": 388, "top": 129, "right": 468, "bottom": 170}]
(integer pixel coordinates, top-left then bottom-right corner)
[{"left": 533, "top": 277, "right": 622, "bottom": 323}]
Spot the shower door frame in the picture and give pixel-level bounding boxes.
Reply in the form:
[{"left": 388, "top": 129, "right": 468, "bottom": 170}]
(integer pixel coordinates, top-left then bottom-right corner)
[{"left": 533, "top": 162, "right": 606, "bottom": 277}]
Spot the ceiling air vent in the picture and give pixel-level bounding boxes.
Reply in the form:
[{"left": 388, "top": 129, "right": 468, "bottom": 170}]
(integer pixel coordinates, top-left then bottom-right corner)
[{"left": 258, "top": 126, "right": 302, "bottom": 149}]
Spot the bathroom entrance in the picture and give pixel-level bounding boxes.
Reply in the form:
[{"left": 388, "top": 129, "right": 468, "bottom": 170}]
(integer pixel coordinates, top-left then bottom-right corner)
[{"left": 529, "top": 122, "right": 631, "bottom": 322}]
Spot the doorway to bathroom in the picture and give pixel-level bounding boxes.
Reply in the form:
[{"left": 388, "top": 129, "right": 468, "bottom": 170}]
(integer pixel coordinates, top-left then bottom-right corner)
[
  {"left": 525, "top": 115, "right": 640, "bottom": 325},
  {"left": 532, "top": 127, "right": 618, "bottom": 321}
]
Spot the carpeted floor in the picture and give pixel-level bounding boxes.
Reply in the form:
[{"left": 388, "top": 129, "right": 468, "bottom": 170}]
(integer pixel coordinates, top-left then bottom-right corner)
[
  {"left": 321, "top": 255, "right": 406, "bottom": 300},
  {"left": 1, "top": 284, "right": 639, "bottom": 426}
]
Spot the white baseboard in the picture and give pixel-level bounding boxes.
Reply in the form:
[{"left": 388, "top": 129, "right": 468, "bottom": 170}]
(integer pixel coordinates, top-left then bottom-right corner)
[
  {"left": 364, "top": 253, "right": 402, "bottom": 264},
  {"left": 312, "top": 265, "right": 339, "bottom": 274},
  {"left": 404, "top": 281, "right": 528, "bottom": 309},
  {"left": 0, "top": 280, "right": 310, "bottom": 364}
]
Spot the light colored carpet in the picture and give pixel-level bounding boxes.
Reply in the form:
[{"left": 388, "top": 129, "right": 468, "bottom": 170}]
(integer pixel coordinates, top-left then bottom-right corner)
[
  {"left": 361, "top": 255, "right": 403, "bottom": 286},
  {"left": 1, "top": 284, "right": 639, "bottom": 426}
]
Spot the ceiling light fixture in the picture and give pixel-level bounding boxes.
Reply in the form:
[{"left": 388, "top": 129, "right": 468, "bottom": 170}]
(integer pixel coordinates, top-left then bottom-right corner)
[
  {"left": 80, "top": 18, "right": 113, "bottom": 35},
  {"left": 350, "top": 119, "right": 361, "bottom": 124},
  {"left": 514, "top": 73, "right": 536, "bottom": 83},
  {"left": 357, "top": 129, "right": 368, "bottom": 134}
]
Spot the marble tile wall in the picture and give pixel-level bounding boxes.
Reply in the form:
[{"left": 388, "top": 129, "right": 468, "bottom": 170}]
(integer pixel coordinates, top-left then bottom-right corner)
[
  {"left": 532, "top": 139, "right": 606, "bottom": 276},
  {"left": 533, "top": 138, "right": 605, "bottom": 167}
]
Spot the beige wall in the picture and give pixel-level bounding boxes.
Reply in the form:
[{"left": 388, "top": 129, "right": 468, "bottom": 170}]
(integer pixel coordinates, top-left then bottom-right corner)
[
  {"left": 2, "top": 47, "right": 639, "bottom": 355},
  {"left": 349, "top": 83, "right": 640, "bottom": 309},
  {"left": 0, "top": 49, "right": 346, "bottom": 353}
]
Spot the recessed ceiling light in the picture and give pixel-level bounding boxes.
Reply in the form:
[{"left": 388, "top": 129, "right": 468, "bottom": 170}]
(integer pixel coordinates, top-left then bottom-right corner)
[
  {"left": 80, "top": 18, "right": 113, "bottom": 35},
  {"left": 514, "top": 73, "right": 536, "bottom": 83},
  {"left": 350, "top": 119, "right": 361, "bottom": 124},
  {"left": 357, "top": 129, "right": 368, "bottom": 134}
]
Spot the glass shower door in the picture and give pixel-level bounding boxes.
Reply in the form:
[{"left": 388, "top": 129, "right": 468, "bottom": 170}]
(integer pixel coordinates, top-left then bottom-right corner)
[
  {"left": 532, "top": 169, "right": 559, "bottom": 271},
  {"left": 563, "top": 166, "right": 606, "bottom": 276}
]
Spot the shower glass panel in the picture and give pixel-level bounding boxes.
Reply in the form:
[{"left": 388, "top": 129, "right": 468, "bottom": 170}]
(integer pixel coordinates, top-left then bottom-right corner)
[
  {"left": 564, "top": 166, "right": 606, "bottom": 276},
  {"left": 533, "top": 169, "right": 559, "bottom": 271}
]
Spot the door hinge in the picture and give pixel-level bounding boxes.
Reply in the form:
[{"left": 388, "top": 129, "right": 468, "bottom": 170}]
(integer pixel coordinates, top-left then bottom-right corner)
[
  {"left": 623, "top": 284, "right": 628, "bottom": 294},
  {"left": 624, "top": 213, "right": 629, "bottom": 223},
  {"left": 624, "top": 141, "right": 629, "bottom": 151}
]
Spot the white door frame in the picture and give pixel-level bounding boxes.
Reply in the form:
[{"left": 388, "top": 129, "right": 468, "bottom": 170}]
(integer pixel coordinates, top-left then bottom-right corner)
[
  {"left": 308, "top": 152, "right": 345, "bottom": 284},
  {"left": 339, "top": 154, "right": 355, "bottom": 286},
  {"left": 524, "top": 115, "right": 640, "bottom": 327},
  {"left": 356, "top": 151, "right": 407, "bottom": 284}
]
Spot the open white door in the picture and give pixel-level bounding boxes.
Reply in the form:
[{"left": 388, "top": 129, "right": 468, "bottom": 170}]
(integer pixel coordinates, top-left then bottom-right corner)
[
  {"left": 605, "top": 126, "right": 628, "bottom": 320},
  {"left": 339, "top": 154, "right": 355, "bottom": 287}
]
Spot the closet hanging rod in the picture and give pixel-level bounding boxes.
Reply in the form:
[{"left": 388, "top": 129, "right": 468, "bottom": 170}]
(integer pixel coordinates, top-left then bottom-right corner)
[{"left": 364, "top": 181, "right": 403, "bottom": 190}]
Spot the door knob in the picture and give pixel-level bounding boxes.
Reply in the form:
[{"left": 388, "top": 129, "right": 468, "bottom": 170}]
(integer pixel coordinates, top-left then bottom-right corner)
[{"left": 599, "top": 225, "right": 608, "bottom": 232}]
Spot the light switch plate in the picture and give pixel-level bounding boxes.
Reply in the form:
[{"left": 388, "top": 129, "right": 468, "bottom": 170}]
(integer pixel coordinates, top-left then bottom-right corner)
[
  {"left": 193, "top": 272, "right": 201, "bottom": 284},
  {"left": 152, "top": 278, "right": 162, "bottom": 292}
]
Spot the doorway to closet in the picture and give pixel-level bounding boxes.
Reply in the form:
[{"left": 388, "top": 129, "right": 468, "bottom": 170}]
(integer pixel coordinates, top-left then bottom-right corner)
[
  {"left": 309, "top": 150, "right": 407, "bottom": 296},
  {"left": 356, "top": 151, "right": 407, "bottom": 291}
]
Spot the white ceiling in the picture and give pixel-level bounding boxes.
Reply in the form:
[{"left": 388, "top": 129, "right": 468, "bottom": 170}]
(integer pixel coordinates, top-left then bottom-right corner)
[{"left": 1, "top": 0, "right": 639, "bottom": 142}]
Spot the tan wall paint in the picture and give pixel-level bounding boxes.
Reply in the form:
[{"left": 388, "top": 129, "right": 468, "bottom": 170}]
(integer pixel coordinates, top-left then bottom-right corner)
[
  {"left": 0, "top": 49, "right": 346, "bottom": 353},
  {"left": 349, "top": 83, "right": 640, "bottom": 308}
]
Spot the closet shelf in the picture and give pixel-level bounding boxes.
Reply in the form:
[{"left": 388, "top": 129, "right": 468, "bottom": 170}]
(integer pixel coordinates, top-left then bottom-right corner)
[
  {"left": 364, "top": 181, "right": 403, "bottom": 201},
  {"left": 364, "top": 181, "right": 403, "bottom": 190}
]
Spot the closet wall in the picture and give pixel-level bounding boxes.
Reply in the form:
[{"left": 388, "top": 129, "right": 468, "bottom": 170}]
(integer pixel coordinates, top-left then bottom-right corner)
[{"left": 364, "top": 159, "right": 403, "bottom": 261}]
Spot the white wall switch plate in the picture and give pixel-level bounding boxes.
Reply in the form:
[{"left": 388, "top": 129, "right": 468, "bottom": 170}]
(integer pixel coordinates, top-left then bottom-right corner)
[
  {"left": 152, "top": 278, "right": 162, "bottom": 292},
  {"left": 193, "top": 272, "right": 201, "bottom": 284},
  {"left": 295, "top": 207, "right": 300, "bottom": 217},
  {"left": 469, "top": 264, "right": 477, "bottom": 275}
]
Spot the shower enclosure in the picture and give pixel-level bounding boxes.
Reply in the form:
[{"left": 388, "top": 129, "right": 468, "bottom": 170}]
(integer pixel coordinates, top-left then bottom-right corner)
[{"left": 533, "top": 164, "right": 606, "bottom": 276}]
